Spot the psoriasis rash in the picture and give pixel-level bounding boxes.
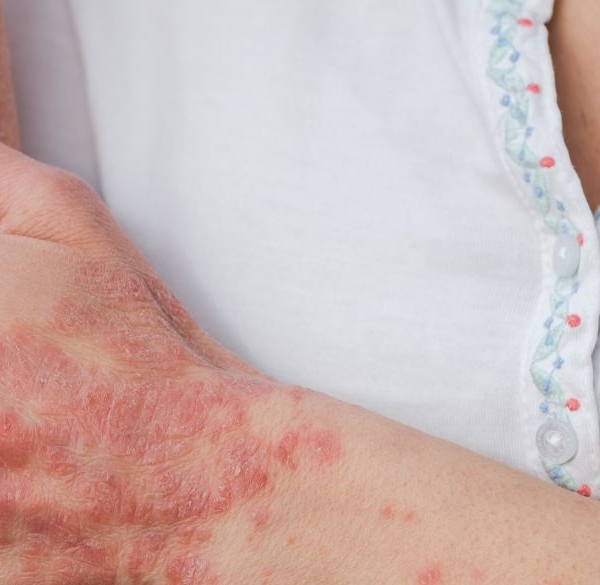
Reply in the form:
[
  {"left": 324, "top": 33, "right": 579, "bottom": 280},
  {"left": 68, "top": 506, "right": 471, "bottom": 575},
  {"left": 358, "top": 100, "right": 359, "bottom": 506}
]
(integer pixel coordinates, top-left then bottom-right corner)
[
  {"left": 417, "top": 565, "right": 442, "bottom": 585},
  {"left": 290, "top": 388, "right": 305, "bottom": 403},
  {"left": 249, "top": 504, "right": 270, "bottom": 531},
  {"left": 307, "top": 429, "right": 342, "bottom": 466},
  {"left": 0, "top": 291, "right": 348, "bottom": 583},
  {"left": 274, "top": 431, "right": 299, "bottom": 470},
  {"left": 166, "top": 554, "right": 220, "bottom": 585}
]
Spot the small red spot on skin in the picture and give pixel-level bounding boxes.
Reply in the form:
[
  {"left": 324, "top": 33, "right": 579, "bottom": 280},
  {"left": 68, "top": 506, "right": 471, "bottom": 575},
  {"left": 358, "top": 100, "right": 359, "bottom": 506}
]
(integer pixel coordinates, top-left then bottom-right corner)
[
  {"left": 215, "top": 436, "right": 269, "bottom": 511},
  {"left": 275, "top": 431, "right": 299, "bottom": 470},
  {"left": 379, "top": 505, "right": 395, "bottom": 520},
  {"left": 290, "top": 388, "right": 305, "bottom": 403},
  {"left": 403, "top": 511, "right": 416, "bottom": 523},
  {"left": 577, "top": 233, "right": 584, "bottom": 246},
  {"left": 577, "top": 484, "right": 591, "bottom": 497},
  {"left": 471, "top": 568, "right": 486, "bottom": 584},
  {"left": 417, "top": 565, "right": 442, "bottom": 585},
  {"left": 566, "top": 314, "right": 581, "bottom": 328},
  {"left": 166, "top": 554, "right": 219, "bottom": 585},
  {"left": 517, "top": 18, "right": 534, "bottom": 27},
  {"left": 540, "top": 156, "right": 556, "bottom": 168},
  {"left": 250, "top": 505, "right": 270, "bottom": 531},
  {"left": 526, "top": 82, "right": 541, "bottom": 93},
  {"left": 286, "top": 535, "right": 297, "bottom": 545},
  {"left": 566, "top": 398, "right": 580, "bottom": 411},
  {"left": 260, "top": 567, "right": 275, "bottom": 585},
  {"left": 307, "top": 429, "right": 342, "bottom": 466}
]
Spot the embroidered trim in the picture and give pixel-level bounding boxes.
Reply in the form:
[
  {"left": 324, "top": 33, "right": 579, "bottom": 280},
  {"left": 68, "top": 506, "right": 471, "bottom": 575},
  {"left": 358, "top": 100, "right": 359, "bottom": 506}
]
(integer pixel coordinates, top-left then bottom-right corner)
[{"left": 486, "top": 0, "right": 590, "bottom": 496}]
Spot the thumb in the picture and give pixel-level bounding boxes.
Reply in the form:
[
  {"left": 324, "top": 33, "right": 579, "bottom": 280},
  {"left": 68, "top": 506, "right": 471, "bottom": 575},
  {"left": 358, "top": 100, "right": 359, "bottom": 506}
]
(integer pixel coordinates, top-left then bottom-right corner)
[{"left": 0, "top": 143, "right": 140, "bottom": 258}]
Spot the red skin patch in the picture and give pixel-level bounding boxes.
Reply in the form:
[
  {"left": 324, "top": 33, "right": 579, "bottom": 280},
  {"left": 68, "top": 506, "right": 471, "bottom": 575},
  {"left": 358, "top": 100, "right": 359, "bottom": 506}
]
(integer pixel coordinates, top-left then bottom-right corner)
[
  {"left": 0, "top": 252, "right": 347, "bottom": 584},
  {"left": 215, "top": 436, "right": 269, "bottom": 507},
  {"left": 290, "top": 387, "right": 305, "bottom": 403},
  {"left": 0, "top": 409, "right": 39, "bottom": 468},
  {"left": 250, "top": 504, "right": 270, "bottom": 531},
  {"left": 275, "top": 431, "right": 300, "bottom": 470},
  {"left": 286, "top": 535, "right": 297, "bottom": 546},
  {"left": 379, "top": 505, "right": 395, "bottom": 520},
  {"left": 127, "top": 532, "right": 169, "bottom": 580},
  {"left": 166, "top": 554, "right": 220, "bottom": 585},
  {"left": 417, "top": 565, "right": 442, "bottom": 585},
  {"left": 403, "top": 511, "right": 416, "bottom": 523},
  {"left": 308, "top": 429, "right": 342, "bottom": 465},
  {"left": 471, "top": 568, "right": 486, "bottom": 583}
]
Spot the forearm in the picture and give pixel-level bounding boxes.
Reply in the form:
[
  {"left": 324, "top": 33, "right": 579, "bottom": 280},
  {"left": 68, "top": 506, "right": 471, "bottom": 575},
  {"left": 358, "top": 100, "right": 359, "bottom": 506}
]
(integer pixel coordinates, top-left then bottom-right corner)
[
  {"left": 2, "top": 236, "right": 598, "bottom": 584},
  {"left": 270, "top": 398, "right": 600, "bottom": 585}
]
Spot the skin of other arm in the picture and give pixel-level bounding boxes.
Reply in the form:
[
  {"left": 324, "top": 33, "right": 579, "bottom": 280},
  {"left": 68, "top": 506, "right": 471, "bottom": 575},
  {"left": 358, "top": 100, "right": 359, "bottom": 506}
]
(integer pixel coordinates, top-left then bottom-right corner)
[
  {"left": 0, "top": 6, "right": 599, "bottom": 585},
  {"left": 549, "top": 0, "right": 600, "bottom": 213},
  {"left": 0, "top": 0, "right": 18, "bottom": 149}
]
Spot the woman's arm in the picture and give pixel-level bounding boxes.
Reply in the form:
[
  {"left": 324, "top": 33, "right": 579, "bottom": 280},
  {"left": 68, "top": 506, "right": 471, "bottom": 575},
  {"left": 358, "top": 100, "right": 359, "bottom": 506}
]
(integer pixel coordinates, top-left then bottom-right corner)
[{"left": 0, "top": 143, "right": 598, "bottom": 584}]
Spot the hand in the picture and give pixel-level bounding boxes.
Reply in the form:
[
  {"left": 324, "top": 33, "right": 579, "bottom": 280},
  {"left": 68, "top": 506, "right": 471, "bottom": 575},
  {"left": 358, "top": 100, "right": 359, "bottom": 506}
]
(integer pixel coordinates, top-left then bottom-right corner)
[{"left": 0, "top": 143, "right": 310, "bottom": 583}]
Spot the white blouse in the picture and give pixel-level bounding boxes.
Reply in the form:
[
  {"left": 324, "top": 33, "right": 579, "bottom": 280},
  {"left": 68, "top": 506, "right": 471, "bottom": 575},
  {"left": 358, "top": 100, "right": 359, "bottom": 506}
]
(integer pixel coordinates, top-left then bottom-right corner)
[{"left": 6, "top": 0, "right": 600, "bottom": 498}]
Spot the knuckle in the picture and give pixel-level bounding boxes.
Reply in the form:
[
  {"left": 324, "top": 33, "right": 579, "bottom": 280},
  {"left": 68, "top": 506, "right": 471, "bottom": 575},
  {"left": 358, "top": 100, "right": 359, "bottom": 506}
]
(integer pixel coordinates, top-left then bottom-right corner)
[{"left": 36, "top": 167, "right": 97, "bottom": 208}]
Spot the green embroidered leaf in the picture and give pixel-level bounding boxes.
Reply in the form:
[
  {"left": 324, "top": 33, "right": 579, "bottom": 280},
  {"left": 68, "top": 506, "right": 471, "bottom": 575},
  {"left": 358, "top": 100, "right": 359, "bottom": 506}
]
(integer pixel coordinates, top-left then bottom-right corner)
[
  {"left": 535, "top": 196, "right": 550, "bottom": 214},
  {"left": 555, "top": 277, "right": 577, "bottom": 299},
  {"left": 506, "top": 143, "right": 539, "bottom": 168},
  {"left": 544, "top": 214, "right": 560, "bottom": 232},
  {"left": 532, "top": 324, "right": 565, "bottom": 362},
  {"left": 490, "top": 43, "right": 511, "bottom": 66},
  {"left": 487, "top": 65, "right": 513, "bottom": 87},
  {"left": 550, "top": 291, "right": 569, "bottom": 319},
  {"left": 503, "top": 72, "right": 525, "bottom": 93},
  {"left": 508, "top": 103, "right": 527, "bottom": 126},
  {"left": 505, "top": 116, "right": 521, "bottom": 142},
  {"left": 530, "top": 365, "right": 563, "bottom": 399}
]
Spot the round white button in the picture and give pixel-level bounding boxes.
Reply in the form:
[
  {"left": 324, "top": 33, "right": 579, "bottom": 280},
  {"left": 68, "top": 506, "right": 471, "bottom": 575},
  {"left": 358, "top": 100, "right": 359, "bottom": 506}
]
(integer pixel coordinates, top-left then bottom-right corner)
[
  {"left": 536, "top": 420, "right": 578, "bottom": 465},
  {"left": 552, "top": 234, "right": 580, "bottom": 277}
]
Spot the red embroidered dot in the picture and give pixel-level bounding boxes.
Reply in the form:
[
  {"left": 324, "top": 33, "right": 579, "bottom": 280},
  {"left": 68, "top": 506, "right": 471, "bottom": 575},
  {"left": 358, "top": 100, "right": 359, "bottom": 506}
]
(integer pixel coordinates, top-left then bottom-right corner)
[
  {"left": 566, "top": 398, "right": 580, "bottom": 411},
  {"left": 565, "top": 314, "right": 581, "bottom": 328},
  {"left": 576, "top": 233, "right": 585, "bottom": 247},
  {"left": 517, "top": 18, "right": 534, "bottom": 27},
  {"left": 540, "top": 156, "right": 556, "bottom": 168},
  {"left": 526, "top": 83, "right": 541, "bottom": 94},
  {"left": 577, "top": 484, "right": 591, "bottom": 497}
]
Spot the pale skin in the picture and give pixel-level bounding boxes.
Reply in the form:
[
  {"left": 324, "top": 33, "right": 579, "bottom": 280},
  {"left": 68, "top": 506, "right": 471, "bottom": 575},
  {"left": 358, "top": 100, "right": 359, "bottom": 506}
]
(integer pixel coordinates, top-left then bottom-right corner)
[{"left": 0, "top": 4, "right": 599, "bottom": 585}]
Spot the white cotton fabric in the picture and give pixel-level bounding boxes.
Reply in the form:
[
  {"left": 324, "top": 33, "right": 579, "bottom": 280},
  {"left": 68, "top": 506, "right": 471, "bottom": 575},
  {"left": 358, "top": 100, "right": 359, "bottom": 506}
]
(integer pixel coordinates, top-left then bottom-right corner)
[{"left": 5, "top": 0, "right": 600, "bottom": 495}]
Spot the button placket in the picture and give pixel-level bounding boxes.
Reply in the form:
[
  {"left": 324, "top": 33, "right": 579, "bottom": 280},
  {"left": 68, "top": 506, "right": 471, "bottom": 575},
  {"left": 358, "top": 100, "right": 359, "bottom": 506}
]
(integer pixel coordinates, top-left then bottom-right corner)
[{"left": 486, "top": 1, "right": 597, "bottom": 497}]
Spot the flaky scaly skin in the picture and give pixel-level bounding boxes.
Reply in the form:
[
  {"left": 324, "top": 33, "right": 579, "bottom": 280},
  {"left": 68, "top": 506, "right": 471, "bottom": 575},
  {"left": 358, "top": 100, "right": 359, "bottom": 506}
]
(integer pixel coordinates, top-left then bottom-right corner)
[{"left": 0, "top": 145, "right": 349, "bottom": 583}]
